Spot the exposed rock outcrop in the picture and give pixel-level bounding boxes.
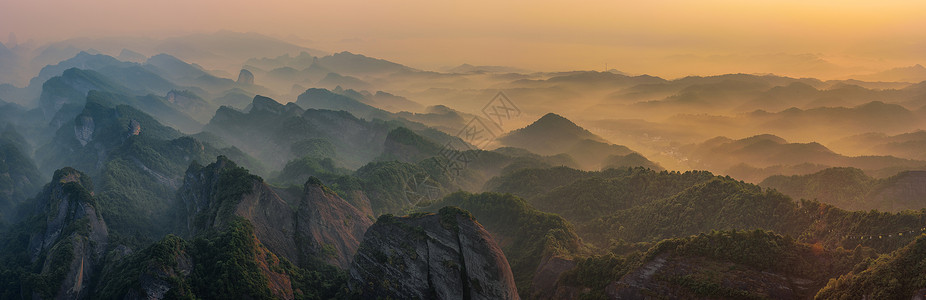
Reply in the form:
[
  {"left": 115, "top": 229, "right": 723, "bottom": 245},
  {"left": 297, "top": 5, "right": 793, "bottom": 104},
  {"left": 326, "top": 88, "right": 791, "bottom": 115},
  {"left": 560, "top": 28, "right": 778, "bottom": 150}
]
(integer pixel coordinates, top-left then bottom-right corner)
[
  {"left": 180, "top": 156, "right": 371, "bottom": 268},
  {"left": 349, "top": 207, "right": 520, "bottom": 299},
  {"left": 74, "top": 114, "right": 94, "bottom": 146},
  {"left": 27, "top": 167, "right": 109, "bottom": 300},
  {"left": 127, "top": 119, "right": 141, "bottom": 136},
  {"left": 237, "top": 69, "right": 255, "bottom": 85}
]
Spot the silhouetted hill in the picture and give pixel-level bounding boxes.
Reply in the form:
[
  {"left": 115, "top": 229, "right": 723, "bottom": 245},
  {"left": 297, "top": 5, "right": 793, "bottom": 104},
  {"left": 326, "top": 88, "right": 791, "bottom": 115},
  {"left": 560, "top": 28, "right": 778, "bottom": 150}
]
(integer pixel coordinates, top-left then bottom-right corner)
[
  {"left": 499, "top": 113, "right": 657, "bottom": 170},
  {"left": 852, "top": 64, "right": 926, "bottom": 83},
  {"left": 831, "top": 130, "right": 926, "bottom": 161},
  {"left": 296, "top": 87, "right": 390, "bottom": 120},
  {"left": 761, "top": 167, "right": 926, "bottom": 212},
  {"left": 317, "top": 51, "right": 414, "bottom": 76},
  {"left": 681, "top": 133, "right": 926, "bottom": 182}
]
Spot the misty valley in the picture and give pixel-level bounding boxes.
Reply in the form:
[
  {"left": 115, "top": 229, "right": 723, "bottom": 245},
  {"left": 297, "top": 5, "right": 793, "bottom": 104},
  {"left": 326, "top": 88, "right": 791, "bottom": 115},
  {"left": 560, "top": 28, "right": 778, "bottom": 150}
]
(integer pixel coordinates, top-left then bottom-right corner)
[{"left": 0, "top": 31, "right": 925, "bottom": 300}]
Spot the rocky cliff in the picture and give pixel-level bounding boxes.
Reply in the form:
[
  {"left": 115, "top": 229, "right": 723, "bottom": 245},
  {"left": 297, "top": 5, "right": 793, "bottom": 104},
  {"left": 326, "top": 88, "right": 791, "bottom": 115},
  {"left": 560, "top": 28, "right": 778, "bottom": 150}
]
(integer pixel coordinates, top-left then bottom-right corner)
[
  {"left": 349, "top": 207, "right": 520, "bottom": 299},
  {"left": 180, "top": 156, "right": 371, "bottom": 268},
  {"left": 237, "top": 69, "right": 255, "bottom": 85},
  {"left": 26, "top": 167, "right": 109, "bottom": 300}
]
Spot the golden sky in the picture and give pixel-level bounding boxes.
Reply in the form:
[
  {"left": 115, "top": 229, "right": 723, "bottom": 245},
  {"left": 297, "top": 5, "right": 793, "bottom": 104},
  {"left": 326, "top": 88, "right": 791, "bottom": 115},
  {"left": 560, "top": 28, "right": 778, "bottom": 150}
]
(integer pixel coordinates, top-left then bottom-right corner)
[{"left": 2, "top": 0, "right": 925, "bottom": 77}]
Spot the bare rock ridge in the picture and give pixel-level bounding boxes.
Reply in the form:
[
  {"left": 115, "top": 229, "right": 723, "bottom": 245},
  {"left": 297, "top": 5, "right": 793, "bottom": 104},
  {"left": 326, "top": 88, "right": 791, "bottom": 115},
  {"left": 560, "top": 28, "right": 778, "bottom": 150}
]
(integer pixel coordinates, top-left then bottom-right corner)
[
  {"left": 349, "top": 207, "right": 520, "bottom": 299},
  {"left": 27, "top": 167, "right": 109, "bottom": 300},
  {"left": 179, "top": 156, "right": 371, "bottom": 268}
]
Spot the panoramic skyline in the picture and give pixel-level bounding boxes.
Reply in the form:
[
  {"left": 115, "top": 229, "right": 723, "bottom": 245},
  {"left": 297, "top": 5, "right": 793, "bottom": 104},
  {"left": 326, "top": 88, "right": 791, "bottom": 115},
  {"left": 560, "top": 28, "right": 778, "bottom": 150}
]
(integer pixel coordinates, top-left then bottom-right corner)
[{"left": 3, "top": 0, "right": 925, "bottom": 78}]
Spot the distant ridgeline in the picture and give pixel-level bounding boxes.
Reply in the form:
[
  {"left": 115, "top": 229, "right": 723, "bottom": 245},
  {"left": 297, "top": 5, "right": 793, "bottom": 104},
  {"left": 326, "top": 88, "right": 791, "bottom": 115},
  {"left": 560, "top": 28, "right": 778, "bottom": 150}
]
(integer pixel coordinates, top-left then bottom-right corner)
[{"left": 2, "top": 45, "right": 926, "bottom": 299}]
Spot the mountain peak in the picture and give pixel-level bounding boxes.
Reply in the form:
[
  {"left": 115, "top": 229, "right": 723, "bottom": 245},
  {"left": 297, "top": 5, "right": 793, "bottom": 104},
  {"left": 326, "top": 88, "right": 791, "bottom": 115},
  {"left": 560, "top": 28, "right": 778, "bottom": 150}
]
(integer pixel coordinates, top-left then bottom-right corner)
[
  {"left": 536, "top": 112, "right": 571, "bottom": 124},
  {"left": 498, "top": 112, "right": 608, "bottom": 156},
  {"left": 520, "top": 113, "right": 599, "bottom": 140}
]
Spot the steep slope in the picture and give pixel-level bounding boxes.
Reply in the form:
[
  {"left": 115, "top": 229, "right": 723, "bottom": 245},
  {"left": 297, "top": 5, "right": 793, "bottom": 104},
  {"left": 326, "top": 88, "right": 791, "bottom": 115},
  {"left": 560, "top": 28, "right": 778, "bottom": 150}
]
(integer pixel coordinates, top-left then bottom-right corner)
[
  {"left": 816, "top": 234, "right": 926, "bottom": 299},
  {"left": 349, "top": 207, "right": 520, "bottom": 299},
  {"left": 421, "top": 192, "right": 582, "bottom": 298},
  {"left": 0, "top": 168, "right": 108, "bottom": 299},
  {"left": 93, "top": 221, "right": 351, "bottom": 300},
  {"left": 0, "top": 127, "right": 44, "bottom": 223},
  {"left": 34, "top": 94, "right": 260, "bottom": 244},
  {"left": 180, "top": 156, "right": 372, "bottom": 268}
]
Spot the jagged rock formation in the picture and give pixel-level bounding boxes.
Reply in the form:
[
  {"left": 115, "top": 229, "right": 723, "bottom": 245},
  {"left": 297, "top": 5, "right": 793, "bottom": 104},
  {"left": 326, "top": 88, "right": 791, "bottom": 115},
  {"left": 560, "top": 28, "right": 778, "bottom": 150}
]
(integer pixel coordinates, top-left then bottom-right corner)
[
  {"left": 26, "top": 168, "right": 109, "bottom": 299},
  {"left": 237, "top": 69, "right": 255, "bottom": 85},
  {"left": 349, "top": 207, "right": 520, "bottom": 299},
  {"left": 180, "top": 156, "right": 371, "bottom": 268}
]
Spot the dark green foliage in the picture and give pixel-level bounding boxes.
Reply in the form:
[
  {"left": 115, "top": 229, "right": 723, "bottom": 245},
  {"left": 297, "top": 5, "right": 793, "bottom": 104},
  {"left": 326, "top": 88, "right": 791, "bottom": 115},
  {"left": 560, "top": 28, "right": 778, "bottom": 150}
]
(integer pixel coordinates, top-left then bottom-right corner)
[
  {"left": 485, "top": 166, "right": 591, "bottom": 199},
  {"left": 377, "top": 127, "right": 443, "bottom": 163},
  {"left": 0, "top": 168, "right": 99, "bottom": 299},
  {"left": 291, "top": 138, "right": 336, "bottom": 159},
  {"left": 533, "top": 168, "right": 715, "bottom": 223},
  {"left": 560, "top": 230, "right": 872, "bottom": 299},
  {"left": 646, "top": 230, "right": 865, "bottom": 280},
  {"left": 353, "top": 160, "right": 434, "bottom": 215},
  {"left": 31, "top": 238, "right": 75, "bottom": 299},
  {"left": 558, "top": 253, "right": 641, "bottom": 300},
  {"left": 588, "top": 178, "right": 803, "bottom": 245},
  {"left": 190, "top": 219, "right": 276, "bottom": 300},
  {"left": 94, "top": 235, "right": 195, "bottom": 299},
  {"left": 274, "top": 156, "right": 350, "bottom": 186},
  {"left": 602, "top": 152, "right": 664, "bottom": 171},
  {"left": 190, "top": 158, "right": 261, "bottom": 230},
  {"left": 492, "top": 165, "right": 926, "bottom": 254},
  {"left": 816, "top": 234, "right": 926, "bottom": 299}
]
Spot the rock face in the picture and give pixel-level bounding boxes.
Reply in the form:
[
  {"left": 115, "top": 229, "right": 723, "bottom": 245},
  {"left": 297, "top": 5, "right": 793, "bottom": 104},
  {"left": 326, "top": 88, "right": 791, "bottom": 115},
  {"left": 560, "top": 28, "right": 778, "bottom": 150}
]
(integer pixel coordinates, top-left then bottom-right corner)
[
  {"left": 27, "top": 167, "right": 109, "bottom": 300},
  {"left": 237, "top": 69, "right": 255, "bottom": 85},
  {"left": 297, "top": 181, "right": 373, "bottom": 267},
  {"left": 74, "top": 114, "right": 95, "bottom": 146},
  {"left": 180, "top": 156, "right": 371, "bottom": 268},
  {"left": 349, "top": 207, "right": 520, "bottom": 299},
  {"left": 127, "top": 119, "right": 141, "bottom": 136}
]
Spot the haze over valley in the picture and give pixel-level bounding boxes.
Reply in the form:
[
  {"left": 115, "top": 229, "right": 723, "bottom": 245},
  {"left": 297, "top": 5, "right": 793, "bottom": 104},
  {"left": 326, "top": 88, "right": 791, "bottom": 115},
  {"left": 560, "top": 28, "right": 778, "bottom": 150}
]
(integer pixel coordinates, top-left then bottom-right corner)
[{"left": 1, "top": 1, "right": 926, "bottom": 299}]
